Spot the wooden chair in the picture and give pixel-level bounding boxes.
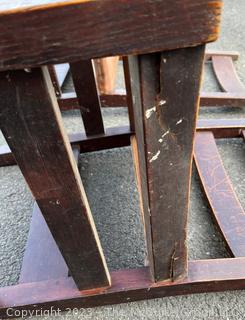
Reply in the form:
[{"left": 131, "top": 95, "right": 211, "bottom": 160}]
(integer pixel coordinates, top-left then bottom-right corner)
[{"left": 1, "top": 0, "right": 244, "bottom": 317}]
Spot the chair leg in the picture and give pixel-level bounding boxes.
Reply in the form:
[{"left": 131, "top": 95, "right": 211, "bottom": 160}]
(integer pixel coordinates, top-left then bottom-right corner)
[
  {"left": 127, "top": 45, "right": 205, "bottom": 282},
  {"left": 70, "top": 60, "right": 105, "bottom": 136},
  {"left": 0, "top": 67, "right": 110, "bottom": 290}
]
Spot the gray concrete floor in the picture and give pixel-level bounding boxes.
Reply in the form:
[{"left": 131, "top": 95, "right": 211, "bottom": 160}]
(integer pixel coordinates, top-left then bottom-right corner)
[{"left": 0, "top": 0, "right": 245, "bottom": 319}]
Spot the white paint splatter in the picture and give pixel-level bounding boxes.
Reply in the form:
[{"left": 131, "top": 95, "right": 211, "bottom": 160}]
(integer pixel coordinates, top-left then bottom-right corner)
[
  {"left": 161, "top": 130, "right": 170, "bottom": 139},
  {"left": 170, "top": 162, "right": 173, "bottom": 166},
  {"left": 159, "top": 100, "right": 166, "bottom": 106},
  {"left": 176, "top": 119, "right": 183, "bottom": 125},
  {"left": 158, "top": 138, "right": 163, "bottom": 143},
  {"left": 163, "top": 58, "right": 167, "bottom": 63},
  {"left": 145, "top": 106, "right": 156, "bottom": 119},
  {"left": 149, "top": 150, "right": 161, "bottom": 163}
]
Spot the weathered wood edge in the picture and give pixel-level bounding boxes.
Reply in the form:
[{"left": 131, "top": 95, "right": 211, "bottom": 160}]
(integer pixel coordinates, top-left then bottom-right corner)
[
  {"left": 1, "top": 257, "right": 245, "bottom": 318},
  {"left": 0, "top": 0, "right": 222, "bottom": 70}
]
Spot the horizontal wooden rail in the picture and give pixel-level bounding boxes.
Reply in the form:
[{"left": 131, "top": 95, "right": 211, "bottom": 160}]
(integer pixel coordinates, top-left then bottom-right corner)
[
  {"left": 0, "top": 0, "right": 222, "bottom": 70},
  {"left": 0, "top": 119, "right": 244, "bottom": 167},
  {"left": 2, "top": 258, "right": 245, "bottom": 318},
  {"left": 58, "top": 92, "right": 245, "bottom": 111}
]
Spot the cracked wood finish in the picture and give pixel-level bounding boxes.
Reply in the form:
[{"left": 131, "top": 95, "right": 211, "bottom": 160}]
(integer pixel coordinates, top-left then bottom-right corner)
[
  {"left": 0, "top": 0, "right": 222, "bottom": 70},
  {"left": 0, "top": 67, "right": 110, "bottom": 290},
  {"left": 128, "top": 45, "right": 205, "bottom": 282},
  {"left": 2, "top": 257, "right": 245, "bottom": 317},
  {"left": 194, "top": 132, "right": 245, "bottom": 257},
  {"left": 70, "top": 60, "right": 105, "bottom": 136}
]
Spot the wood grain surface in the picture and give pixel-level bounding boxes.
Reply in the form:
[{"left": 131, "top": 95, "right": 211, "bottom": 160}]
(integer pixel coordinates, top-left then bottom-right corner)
[
  {"left": 2, "top": 258, "right": 245, "bottom": 317},
  {"left": 0, "top": 0, "right": 222, "bottom": 70},
  {"left": 194, "top": 132, "right": 245, "bottom": 257},
  {"left": 0, "top": 67, "right": 110, "bottom": 290},
  {"left": 128, "top": 45, "right": 205, "bottom": 282}
]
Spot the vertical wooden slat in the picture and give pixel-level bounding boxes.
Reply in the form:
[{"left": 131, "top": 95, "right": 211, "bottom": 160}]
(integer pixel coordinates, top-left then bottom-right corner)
[
  {"left": 123, "top": 57, "right": 135, "bottom": 131},
  {"left": 0, "top": 67, "right": 110, "bottom": 290},
  {"left": 126, "top": 56, "right": 154, "bottom": 278},
  {"left": 128, "top": 45, "right": 205, "bottom": 282},
  {"left": 70, "top": 60, "right": 105, "bottom": 136}
]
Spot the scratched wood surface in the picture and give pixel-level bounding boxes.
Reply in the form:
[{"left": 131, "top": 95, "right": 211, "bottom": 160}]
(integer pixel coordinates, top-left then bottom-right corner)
[
  {"left": 0, "top": 0, "right": 222, "bottom": 70},
  {"left": 0, "top": 67, "right": 110, "bottom": 290},
  {"left": 128, "top": 45, "right": 205, "bottom": 282},
  {"left": 194, "top": 132, "right": 245, "bottom": 257},
  {"left": 2, "top": 258, "right": 245, "bottom": 317}
]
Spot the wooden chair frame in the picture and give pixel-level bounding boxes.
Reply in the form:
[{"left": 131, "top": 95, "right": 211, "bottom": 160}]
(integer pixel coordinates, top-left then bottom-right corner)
[{"left": 1, "top": 0, "right": 244, "bottom": 318}]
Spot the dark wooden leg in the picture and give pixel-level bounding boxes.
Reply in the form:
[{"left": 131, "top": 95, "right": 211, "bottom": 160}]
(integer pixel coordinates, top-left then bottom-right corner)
[
  {"left": 70, "top": 60, "right": 105, "bottom": 136},
  {"left": 123, "top": 57, "right": 135, "bottom": 131},
  {"left": 0, "top": 67, "right": 110, "bottom": 290},
  {"left": 128, "top": 45, "right": 205, "bottom": 282}
]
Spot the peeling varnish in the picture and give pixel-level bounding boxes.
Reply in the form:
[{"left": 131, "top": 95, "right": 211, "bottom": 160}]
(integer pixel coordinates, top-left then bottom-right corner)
[
  {"left": 149, "top": 150, "right": 160, "bottom": 163},
  {"left": 145, "top": 106, "right": 156, "bottom": 119}
]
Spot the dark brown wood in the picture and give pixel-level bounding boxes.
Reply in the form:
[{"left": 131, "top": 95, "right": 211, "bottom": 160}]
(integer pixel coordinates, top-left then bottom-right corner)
[
  {"left": 194, "top": 132, "right": 245, "bottom": 257},
  {"left": 123, "top": 57, "right": 135, "bottom": 131},
  {"left": 125, "top": 55, "right": 154, "bottom": 279},
  {"left": 19, "top": 146, "right": 80, "bottom": 284},
  {"left": 48, "top": 65, "right": 62, "bottom": 97},
  {"left": 129, "top": 45, "right": 205, "bottom": 282},
  {"left": 0, "top": 0, "right": 222, "bottom": 70},
  {"left": 2, "top": 258, "right": 245, "bottom": 318},
  {"left": 0, "top": 126, "right": 132, "bottom": 167},
  {"left": 200, "top": 92, "right": 245, "bottom": 107},
  {"left": 212, "top": 56, "right": 245, "bottom": 93},
  {"left": 58, "top": 91, "right": 245, "bottom": 111},
  {"left": 0, "top": 67, "right": 110, "bottom": 290},
  {"left": 69, "top": 126, "right": 131, "bottom": 152},
  {"left": 1, "top": 119, "right": 244, "bottom": 168},
  {"left": 48, "top": 64, "right": 69, "bottom": 97},
  {"left": 70, "top": 60, "right": 105, "bottom": 136},
  {"left": 58, "top": 92, "right": 126, "bottom": 111}
]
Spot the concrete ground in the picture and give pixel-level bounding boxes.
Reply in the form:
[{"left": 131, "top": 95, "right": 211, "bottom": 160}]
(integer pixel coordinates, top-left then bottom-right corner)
[{"left": 0, "top": 0, "right": 245, "bottom": 318}]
